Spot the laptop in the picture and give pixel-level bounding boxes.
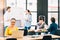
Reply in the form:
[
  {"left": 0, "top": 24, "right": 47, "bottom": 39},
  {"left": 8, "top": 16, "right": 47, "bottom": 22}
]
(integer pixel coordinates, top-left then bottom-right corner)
[{"left": 12, "top": 30, "right": 24, "bottom": 38}]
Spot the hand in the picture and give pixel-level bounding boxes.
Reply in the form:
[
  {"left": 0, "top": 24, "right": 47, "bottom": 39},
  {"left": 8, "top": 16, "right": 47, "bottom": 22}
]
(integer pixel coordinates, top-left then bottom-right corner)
[{"left": 36, "top": 29, "right": 42, "bottom": 32}]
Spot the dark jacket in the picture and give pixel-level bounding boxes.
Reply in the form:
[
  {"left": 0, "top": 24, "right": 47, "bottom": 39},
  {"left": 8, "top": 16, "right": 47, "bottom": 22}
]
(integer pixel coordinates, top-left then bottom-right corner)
[{"left": 48, "top": 22, "right": 58, "bottom": 34}]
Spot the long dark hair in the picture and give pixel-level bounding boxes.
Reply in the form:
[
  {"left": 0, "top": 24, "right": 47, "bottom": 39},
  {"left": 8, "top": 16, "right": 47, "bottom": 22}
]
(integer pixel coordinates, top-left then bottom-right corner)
[
  {"left": 26, "top": 10, "right": 31, "bottom": 15},
  {"left": 6, "top": 6, "right": 11, "bottom": 11}
]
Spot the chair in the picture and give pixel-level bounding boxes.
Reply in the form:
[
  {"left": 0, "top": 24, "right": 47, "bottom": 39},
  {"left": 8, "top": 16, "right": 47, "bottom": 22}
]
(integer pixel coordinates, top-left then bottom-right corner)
[
  {"left": 54, "top": 29, "right": 60, "bottom": 36},
  {"left": 42, "top": 36, "right": 52, "bottom": 40},
  {"left": 6, "top": 38, "right": 17, "bottom": 40}
]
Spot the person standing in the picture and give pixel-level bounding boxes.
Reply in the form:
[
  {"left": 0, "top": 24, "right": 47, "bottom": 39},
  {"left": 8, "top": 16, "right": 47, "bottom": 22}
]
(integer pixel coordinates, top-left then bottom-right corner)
[
  {"left": 4, "top": 7, "right": 11, "bottom": 27},
  {"left": 24, "top": 10, "right": 32, "bottom": 36}
]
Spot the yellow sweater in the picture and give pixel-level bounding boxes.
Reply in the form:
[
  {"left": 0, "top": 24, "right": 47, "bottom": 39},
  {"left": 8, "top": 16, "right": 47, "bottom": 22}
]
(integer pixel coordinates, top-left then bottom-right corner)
[{"left": 5, "top": 26, "right": 18, "bottom": 36}]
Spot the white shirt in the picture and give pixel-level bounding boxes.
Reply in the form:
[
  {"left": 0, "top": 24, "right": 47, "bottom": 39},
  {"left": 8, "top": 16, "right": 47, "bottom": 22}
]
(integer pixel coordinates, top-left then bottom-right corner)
[
  {"left": 37, "top": 22, "right": 48, "bottom": 30},
  {"left": 4, "top": 11, "right": 12, "bottom": 27}
]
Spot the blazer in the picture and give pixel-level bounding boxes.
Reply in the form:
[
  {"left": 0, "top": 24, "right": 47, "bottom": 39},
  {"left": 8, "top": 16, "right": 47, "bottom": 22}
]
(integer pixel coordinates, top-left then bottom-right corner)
[{"left": 48, "top": 22, "right": 58, "bottom": 34}]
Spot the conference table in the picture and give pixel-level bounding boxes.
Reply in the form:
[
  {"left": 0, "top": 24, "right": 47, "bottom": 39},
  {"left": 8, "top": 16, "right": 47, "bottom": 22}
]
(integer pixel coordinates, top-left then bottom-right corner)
[{"left": 0, "top": 34, "right": 60, "bottom": 40}]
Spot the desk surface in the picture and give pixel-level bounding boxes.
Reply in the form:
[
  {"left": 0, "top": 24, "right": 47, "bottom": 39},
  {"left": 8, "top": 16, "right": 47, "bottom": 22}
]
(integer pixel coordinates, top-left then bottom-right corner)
[
  {"left": 0, "top": 34, "right": 60, "bottom": 40},
  {"left": 29, "top": 34, "right": 60, "bottom": 40}
]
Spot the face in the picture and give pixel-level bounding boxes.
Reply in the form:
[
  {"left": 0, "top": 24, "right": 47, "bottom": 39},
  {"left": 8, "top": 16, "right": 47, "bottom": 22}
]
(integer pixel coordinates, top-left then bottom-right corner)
[
  {"left": 11, "top": 20, "right": 16, "bottom": 26},
  {"left": 25, "top": 10, "right": 28, "bottom": 14},
  {"left": 8, "top": 8, "right": 11, "bottom": 12},
  {"left": 39, "top": 20, "right": 43, "bottom": 24}
]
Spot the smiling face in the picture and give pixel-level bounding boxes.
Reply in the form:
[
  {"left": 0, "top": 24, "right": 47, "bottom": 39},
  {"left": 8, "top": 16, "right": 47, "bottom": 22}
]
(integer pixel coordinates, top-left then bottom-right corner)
[{"left": 11, "top": 20, "right": 16, "bottom": 26}]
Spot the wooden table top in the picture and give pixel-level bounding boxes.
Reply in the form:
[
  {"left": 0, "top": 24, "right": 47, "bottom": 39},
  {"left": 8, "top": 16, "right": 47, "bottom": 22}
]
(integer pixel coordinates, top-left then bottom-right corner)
[{"left": 0, "top": 34, "right": 60, "bottom": 40}]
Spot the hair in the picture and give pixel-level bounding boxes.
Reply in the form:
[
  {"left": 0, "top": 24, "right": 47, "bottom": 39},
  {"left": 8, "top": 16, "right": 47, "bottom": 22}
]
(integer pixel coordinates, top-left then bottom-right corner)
[
  {"left": 51, "top": 17, "right": 55, "bottom": 23},
  {"left": 26, "top": 10, "right": 31, "bottom": 15},
  {"left": 3, "top": 8, "right": 5, "bottom": 15},
  {"left": 6, "top": 6, "right": 11, "bottom": 11},
  {"left": 11, "top": 18, "right": 16, "bottom": 21},
  {"left": 38, "top": 16, "right": 44, "bottom": 21}
]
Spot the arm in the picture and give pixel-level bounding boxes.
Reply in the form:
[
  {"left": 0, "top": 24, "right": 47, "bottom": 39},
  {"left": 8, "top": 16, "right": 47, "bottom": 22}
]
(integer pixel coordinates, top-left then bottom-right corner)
[
  {"left": 4, "top": 13, "right": 10, "bottom": 22},
  {"left": 48, "top": 24, "right": 52, "bottom": 32},
  {"left": 28, "top": 15, "right": 32, "bottom": 22},
  {"left": 5, "top": 27, "right": 9, "bottom": 36},
  {"left": 44, "top": 24, "right": 49, "bottom": 30},
  {"left": 26, "top": 15, "right": 32, "bottom": 22}
]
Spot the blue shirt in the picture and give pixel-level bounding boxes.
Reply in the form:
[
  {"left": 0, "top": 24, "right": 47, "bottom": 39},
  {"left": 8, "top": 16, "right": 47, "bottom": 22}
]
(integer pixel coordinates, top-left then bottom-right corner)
[{"left": 25, "top": 14, "right": 32, "bottom": 27}]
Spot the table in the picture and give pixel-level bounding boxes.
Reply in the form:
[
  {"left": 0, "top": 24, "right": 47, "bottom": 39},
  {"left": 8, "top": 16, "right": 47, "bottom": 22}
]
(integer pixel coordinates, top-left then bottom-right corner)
[
  {"left": 29, "top": 34, "right": 60, "bottom": 40},
  {"left": 0, "top": 34, "right": 60, "bottom": 40}
]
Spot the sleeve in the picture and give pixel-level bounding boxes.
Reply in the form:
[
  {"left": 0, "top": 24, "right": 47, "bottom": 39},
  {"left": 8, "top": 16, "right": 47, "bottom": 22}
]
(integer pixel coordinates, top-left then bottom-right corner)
[
  {"left": 5, "top": 27, "right": 9, "bottom": 36},
  {"left": 48, "top": 24, "right": 52, "bottom": 32}
]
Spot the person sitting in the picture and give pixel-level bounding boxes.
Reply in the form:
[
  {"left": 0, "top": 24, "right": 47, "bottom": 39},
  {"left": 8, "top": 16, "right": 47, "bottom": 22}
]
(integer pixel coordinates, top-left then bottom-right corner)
[
  {"left": 48, "top": 17, "right": 58, "bottom": 34},
  {"left": 28, "top": 16, "right": 48, "bottom": 35},
  {"left": 36, "top": 16, "right": 48, "bottom": 31},
  {"left": 5, "top": 18, "right": 18, "bottom": 36}
]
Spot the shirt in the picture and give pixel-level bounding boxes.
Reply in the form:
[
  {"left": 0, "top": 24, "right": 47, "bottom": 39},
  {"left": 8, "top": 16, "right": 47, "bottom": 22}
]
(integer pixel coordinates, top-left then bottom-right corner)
[
  {"left": 5, "top": 26, "right": 18, "bottom": 36},
  {"left": 25, "top": 14, "right": 32, "bottom": 27},
  {"left": 37, "top": 22, "right": 48, "bottom": 29},
  {"left": 4, "top": 11, "right": 12, "bottom": 26}
]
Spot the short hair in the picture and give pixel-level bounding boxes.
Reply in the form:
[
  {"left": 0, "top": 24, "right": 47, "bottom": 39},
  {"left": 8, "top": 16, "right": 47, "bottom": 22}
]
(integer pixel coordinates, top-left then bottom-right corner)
[
  {"left": 51, "top": 17, "right": 55, "bottom": 23},
  {"left": 39, "top": 16, "right": 44, "bottom": 21},
  {"left": 6, "top": 6, "right": 11, "bottom": 11},
  {"left": 11, "top": 18, "right": 16, "bottom": 21}
]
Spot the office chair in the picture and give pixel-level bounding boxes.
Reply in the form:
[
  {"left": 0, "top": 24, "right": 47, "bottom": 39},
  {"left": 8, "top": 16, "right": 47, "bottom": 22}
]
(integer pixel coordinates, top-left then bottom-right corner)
[
  {"left": 6, "top": 38, "right": 17, "bottom": 40},
  {"left": 42, "top": 36, "right": 52, "bottom": 40}
]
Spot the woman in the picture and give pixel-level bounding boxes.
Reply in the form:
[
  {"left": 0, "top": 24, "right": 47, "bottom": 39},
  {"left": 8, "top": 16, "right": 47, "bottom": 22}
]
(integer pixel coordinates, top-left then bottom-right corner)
[
  {"left": 24, "top": 10, "right": 32, "bottom": 36},
  {"left": 48, "top": 17, "right": 58, "bottom": 34},
  {"left": 5, "top": 18, "right": 18, "bottom": 36},
  {"left": 37, "top": 16, "right": 48, "bottom": 29},
  {"left": 4, "top": 6, "right": 11, "bottom": 27}
]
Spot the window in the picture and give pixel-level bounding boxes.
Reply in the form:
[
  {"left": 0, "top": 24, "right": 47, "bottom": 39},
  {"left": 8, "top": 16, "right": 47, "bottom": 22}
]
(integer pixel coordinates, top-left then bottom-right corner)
[
  {"left": 27, "top": 0, "right": 37, "bottom": 11},
  {"left": 27, "top": 0, "right": 37, "bottom": 25},
  {"left": 48, "top": 0, "right": 58, "bottom": 25},
  {"left": 6, "top": 0, "right": 37, "bottom": 25}
]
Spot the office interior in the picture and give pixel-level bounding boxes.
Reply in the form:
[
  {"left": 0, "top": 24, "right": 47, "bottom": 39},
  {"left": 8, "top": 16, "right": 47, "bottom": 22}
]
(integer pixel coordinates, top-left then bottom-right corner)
[{"left": 0, "top": 0, "right": 60, "bottom": 40}]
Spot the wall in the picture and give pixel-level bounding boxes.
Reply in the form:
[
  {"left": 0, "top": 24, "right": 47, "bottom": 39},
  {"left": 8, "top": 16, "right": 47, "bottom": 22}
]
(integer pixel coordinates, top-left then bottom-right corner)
[
  {"left": 37, "top": 0, "right": 48, "bottom": 24},
  {"left": 0, "top": 0, "right": 5, "bottom": 36},
  {"left": 59, "top": 0, "right": 60, "bottom": 27}
]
